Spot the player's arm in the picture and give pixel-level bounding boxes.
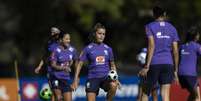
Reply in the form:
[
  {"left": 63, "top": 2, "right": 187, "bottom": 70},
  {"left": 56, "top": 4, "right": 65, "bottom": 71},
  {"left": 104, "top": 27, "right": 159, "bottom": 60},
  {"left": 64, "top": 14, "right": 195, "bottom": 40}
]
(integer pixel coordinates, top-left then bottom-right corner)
[
  {"left": 50, "top": 52, "right": 66, "bottom": 70},
  {"left": 172, "top": 41, "right": 179, "bottom": 72},
  {"left": 110, "top": 61, "right": 117, "bottom": 71},
  {"left": 71, "top": 50, "right": 86, "bottom": 90},
  {"left": 35, "top": 59, "right": 44, "bottom": 73},
  {"left": 145, "top": 36, "right": 155, "bottom": 68}
]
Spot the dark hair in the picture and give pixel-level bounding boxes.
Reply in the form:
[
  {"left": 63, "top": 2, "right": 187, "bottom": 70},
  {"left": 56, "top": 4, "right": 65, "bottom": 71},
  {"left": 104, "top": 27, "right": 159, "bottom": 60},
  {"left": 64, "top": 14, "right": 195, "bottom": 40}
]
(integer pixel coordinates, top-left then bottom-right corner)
[
  {"left": 153, "top": 5, "right": 166, "bottom": 18},
  {"left": 89, "top": 23, "right": 106, "bottom": 42},
  {"left": 59, "top": 32, "right": 70, "bottom": 40},
  {"left": 185, "top": 26, "right": 200, "bottom": 42}
]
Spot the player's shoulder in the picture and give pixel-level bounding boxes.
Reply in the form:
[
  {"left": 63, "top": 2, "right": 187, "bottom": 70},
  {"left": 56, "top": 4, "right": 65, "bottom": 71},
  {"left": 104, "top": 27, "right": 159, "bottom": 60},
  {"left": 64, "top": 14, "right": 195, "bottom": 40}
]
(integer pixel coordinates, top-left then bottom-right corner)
[
  {"left": 85, "top": 43, "right": 95, "bottom": 49},
  {"left": 102, "top": 43, "right": 112, "bottom": 49},
  {"left": 54, "top": 45, "right": 62, "bottom": 53},
  {"left": 68, "top": 45, "right": 76, "bottom": 52}
]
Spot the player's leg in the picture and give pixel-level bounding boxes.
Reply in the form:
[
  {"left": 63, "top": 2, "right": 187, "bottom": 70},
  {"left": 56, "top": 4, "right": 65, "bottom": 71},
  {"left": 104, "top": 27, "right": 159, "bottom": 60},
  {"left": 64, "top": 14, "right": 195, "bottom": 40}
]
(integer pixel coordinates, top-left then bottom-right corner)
[
  {"left": 106, "top": 81, "right": 118, "bottom": 101},
  {"left": 87, "top": 92, "right": 96, "bottom": 101},
  {"left": 137, "top": 84, "right": 143, "bottom": 101},
  {"left": 85, "top": 78, "right": 100, "bottom": 101},
  {"left": 151, "top": 88, "right": 158, "bottom": 101},
  {"left": 61, "top": 79, "right": 72, "bottom": 101},
  {"left": 195, "top": 86, "right": 200, "bottom": 101},
  {"left": 48, "top": 75, "right": 63, "bottom": 101},
  {"left": 159, "top": 64, "right": 174, "bottom": 101},
  {"left": 160, "top": 84, "right": 171, "bottom": 101},
  {"left": 137, "top": 77, "right": 146, "bottom": 101},
  {"left": 52, "top": 89, "right": 62, "bottom": 101},
  {"left": 141, "top": 65, "right": 160, "bottom": 101}
]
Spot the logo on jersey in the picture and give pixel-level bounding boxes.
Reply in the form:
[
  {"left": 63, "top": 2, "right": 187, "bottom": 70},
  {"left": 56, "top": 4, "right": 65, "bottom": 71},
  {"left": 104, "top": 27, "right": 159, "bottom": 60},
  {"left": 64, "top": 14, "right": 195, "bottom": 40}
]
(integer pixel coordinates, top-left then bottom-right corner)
[
  {"left": 156, "top": 32, "right": 170, "bottom": 39},
  {"left": 95, "top": 56, "right": 105, "bottom": 65},
  {"left": 104, "top": 50, "right": 108, "bottom": 55},
  {"left": 181, "top": 49, "right": 190, "bottom": 55}
]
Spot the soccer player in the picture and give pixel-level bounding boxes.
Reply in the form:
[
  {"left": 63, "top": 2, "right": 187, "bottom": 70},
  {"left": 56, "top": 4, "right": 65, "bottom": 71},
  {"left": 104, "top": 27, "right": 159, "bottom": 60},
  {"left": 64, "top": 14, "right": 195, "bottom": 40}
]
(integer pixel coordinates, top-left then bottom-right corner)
[
  {"left": 137, "top": 48, "right": 158, "bottom": 101},
  {"left": 35, "top": 27, "right": 60, "bottom": 101},
  {"left": 178, "top": 27, "right": 201, "bottom": 101},
  {"left": 138, "top": 5, "right": 180, "bottom": 101},
  {"left": 49, "top": 33, "right": 78, "bottom": 101},
  {"left": 35, "top": 27, "right": 61, "bottom": 74},
  {"left": 71, "top": 23, "right": 120, "bottom": 101}
]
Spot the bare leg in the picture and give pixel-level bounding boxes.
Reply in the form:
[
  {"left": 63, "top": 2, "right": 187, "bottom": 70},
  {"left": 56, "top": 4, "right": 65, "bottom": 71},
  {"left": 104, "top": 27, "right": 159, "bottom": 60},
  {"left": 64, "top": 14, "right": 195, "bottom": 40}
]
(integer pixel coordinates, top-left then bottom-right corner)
[
  {"left": 87, "top": 92, "right": 96, "bottom": 101},
  {"left": 106, "top": 81, "right": 118, "bottom": 101},
  {"left": 160, "top": 84, "right": 171, "bottom": 101},
  {"left": 63, "top": 92, "right": 72, "bottom": 101},
  {"left": 151, "top": 89, "right": 158, "bottom": 101},
  {"left": 53, "top": 89, "right": 62, "bottom": 101}
]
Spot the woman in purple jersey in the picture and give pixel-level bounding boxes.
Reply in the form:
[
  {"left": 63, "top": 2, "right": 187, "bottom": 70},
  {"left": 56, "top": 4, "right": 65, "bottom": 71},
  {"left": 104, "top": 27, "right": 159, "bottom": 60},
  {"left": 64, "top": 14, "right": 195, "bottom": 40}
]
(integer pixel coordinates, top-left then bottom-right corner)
[
  {"left": 35, "top": 27, "right": 60, "bottom": 101},
  {"left": 49, "top": 33, "right": 78, "bottom": 101},
  {"left": 35, "top": 27, "right": 60, "bottom": 74},
  {"left": 178, "top": 27, "right": 201, "bottom": 101},
  {"left": 139, "top": 6, "right": 179, "bottom": 101},
  {"left": 71, "top": 23, "right": 120, "bottom": 101},
  {"left": 137, "top": 48, "right": 158, "bottom": 101}
]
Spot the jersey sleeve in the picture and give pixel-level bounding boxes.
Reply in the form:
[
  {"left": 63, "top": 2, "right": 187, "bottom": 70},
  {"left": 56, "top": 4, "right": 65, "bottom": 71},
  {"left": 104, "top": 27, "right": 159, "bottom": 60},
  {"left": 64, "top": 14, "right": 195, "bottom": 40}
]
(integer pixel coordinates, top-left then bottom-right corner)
[
  {"left": 72, "top": 48, "right": 79, "bottom": 60},
  {"left": 145, "top": 25, "right": 153, "bottom": 37},
  {"left": 171, "top": 27, "right": 180, "bottom": 42},
  {"left": 49, "top": 48, "right": 59, "bottom": 62},
  {"left": 79, "top": 47, "right": 88, "bottom": 62},
  {"left": 196, "top": 43, "right": 201, "bottom": 55},
  {"left": 109, "top": 48, "right": 114, "bottom": 61}
]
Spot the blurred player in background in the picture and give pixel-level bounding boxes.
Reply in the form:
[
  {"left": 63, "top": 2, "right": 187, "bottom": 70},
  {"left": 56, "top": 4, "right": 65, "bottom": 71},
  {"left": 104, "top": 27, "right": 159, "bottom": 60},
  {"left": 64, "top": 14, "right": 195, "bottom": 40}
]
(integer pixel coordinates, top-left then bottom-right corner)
[
  {"left": 35, "top": 27, "right": 60, "bottom": 101},
  {"left": 139, "top": 5, "right": 180, "bottom": 101},
  {"left": 71, "top": 23, "right": 120, "bottom": 101},
  {"left": 178, "top": 27, "right": 201, "bottom": 101},
  {"left": 136, "top": 48, "right": 158, "bottom": 101},
  {"left": 35, "top": 27, "right": 61, "bottom": 73},
  {"left": 49, "top": 32, "right": 78, "bottom": 101}
]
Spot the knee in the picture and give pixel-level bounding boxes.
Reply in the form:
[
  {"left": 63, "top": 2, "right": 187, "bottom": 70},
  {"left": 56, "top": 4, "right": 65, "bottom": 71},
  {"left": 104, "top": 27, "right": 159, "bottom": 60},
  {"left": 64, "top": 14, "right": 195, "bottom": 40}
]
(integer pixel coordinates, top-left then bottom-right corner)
[
  {"left": 110, "top": 82, "right": 118, "bottom": 91},
  {"left": 55, "top": 95, "right": 62, "bottom": 101}
]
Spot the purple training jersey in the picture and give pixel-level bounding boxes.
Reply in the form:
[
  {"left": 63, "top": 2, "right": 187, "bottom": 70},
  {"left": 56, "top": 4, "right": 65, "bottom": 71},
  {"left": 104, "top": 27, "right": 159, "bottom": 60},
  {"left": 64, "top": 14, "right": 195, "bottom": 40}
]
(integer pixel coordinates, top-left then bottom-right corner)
[
  {"left": 145, "top": 21, "right": 179, "bottom": 65},
  {"left": 178, "top": 42, "right": 201, "bottom": 76},
  {"left": 80, "top": 43, "right": 114, "bottom": 79},
  {"left": 50, "top": 45, "right": 78, "bottom": 80},
  {"left": 47, "top": 41, "right": 60, "bottom": 73}
]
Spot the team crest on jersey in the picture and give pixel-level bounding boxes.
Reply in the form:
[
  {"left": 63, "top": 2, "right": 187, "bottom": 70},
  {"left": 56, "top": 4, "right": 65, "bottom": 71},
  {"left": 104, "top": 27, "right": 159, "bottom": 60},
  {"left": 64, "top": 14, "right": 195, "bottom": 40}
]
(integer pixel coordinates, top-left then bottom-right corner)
[
  {"left": 96, "top": 56, "right": 105, "bottom": 65},
  {"left": 104, "top": 50, "right": 108, "bottom": 55}
]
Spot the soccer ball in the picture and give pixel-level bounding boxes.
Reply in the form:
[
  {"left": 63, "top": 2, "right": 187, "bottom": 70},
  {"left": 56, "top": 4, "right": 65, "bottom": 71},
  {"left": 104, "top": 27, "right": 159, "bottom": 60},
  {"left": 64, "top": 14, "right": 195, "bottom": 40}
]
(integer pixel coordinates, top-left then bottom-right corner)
[
  {"left": 137, "top": 52, "right": 147, "bottom": 65},
  {"left": 108, "top": 70, "right": 118, "bottom": 80},
  {"left": 39, "top": 88, "right": 52, "bottom": 100}
]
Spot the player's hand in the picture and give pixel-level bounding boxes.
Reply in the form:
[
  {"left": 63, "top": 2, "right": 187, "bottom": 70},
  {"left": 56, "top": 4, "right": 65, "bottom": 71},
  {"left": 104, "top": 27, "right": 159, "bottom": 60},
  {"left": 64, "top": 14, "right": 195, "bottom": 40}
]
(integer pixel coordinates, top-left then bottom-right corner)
[
  {"left": 62, "top": 66, "right": 71, "bottom": 72},
  {"left": 34, "top": 66, "right": 41, "bottom": 74},
  {"left": 138, "top": 67, "right": 149, "bottom": 77},
  {"left": 71, "top": 79, "right": 79, "bottom": 91}
]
